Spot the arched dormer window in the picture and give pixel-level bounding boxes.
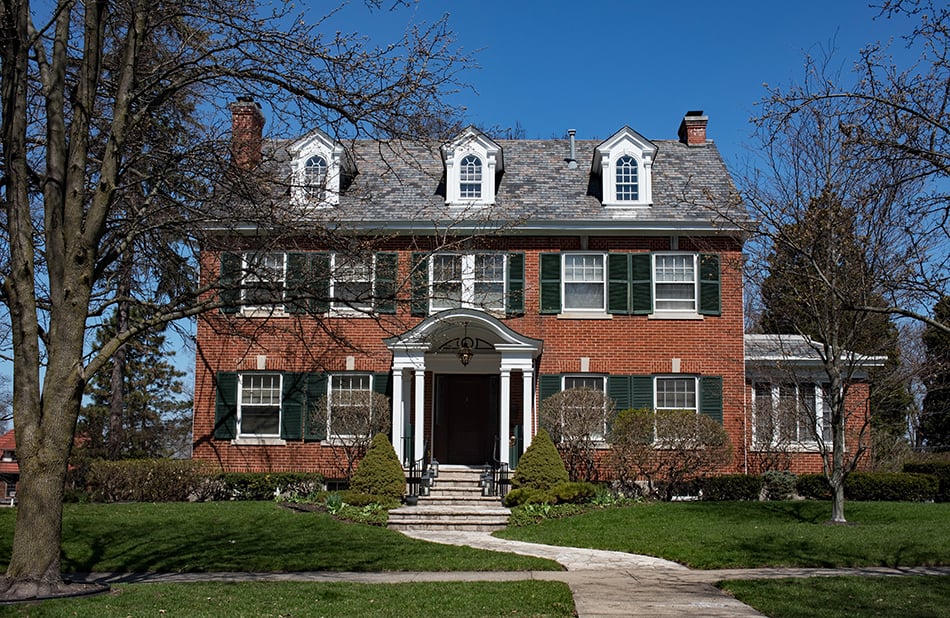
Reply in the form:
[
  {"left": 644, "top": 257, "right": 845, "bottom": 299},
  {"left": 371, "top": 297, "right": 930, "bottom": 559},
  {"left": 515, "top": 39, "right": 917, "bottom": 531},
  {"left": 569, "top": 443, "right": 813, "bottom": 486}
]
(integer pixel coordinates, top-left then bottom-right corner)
[
  {"left": 615, "top": 155, "right": 639, "bottom": 201},
  {"left": 459, "top": 154, "right": 482, "bottom": 198},
  {"left": 304, "top": 155, "right": 328, "bottom": 200}
]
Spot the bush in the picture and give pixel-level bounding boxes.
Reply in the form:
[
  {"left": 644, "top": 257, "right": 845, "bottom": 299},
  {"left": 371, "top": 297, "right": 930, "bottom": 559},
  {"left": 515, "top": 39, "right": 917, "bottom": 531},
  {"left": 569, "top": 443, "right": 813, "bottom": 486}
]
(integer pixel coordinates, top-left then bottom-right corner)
[
  {"left": 549, "top": 481, "right": 598, "bottom": 504},
  {"left": 510, "top": 429, "right": 569, "bottom": 491},
  {"left": 763, "top": 470, "right": 798, "bottom": 500},
  {"left": 903, "top": 462, "right": 950, "bottom": 502},
  {"left": 339, "top": 489, "right": 399, "bottom": 509},
  {"left": 700, "top": 474, "right": 764, "bottom": 501},
  {"left": 504, "top": 487, "right": 554, "bottom": 507},
  {"left": 507, "top": 502, "right": 588, "bottom": 527},
  {"left": 797, "top": 474, "right": 832, "bottom": 500},
  {"left": 85, "top": 459, "right": 211, "bottom": 502},
  {"left": 845, "top": 472, "right": 938, "bottom": 502},
  {"left": 208, "top": 472, "right": 323, "bottom": 501},
  {"left": 349, "top": 433, "right": 405, "bottom": 503}
]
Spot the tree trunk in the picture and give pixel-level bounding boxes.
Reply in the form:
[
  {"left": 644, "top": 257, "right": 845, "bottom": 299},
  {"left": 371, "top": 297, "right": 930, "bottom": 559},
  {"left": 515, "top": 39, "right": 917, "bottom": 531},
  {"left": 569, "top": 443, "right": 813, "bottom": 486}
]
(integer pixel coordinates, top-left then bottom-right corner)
[{"left": 830, "top": 477, "right": 847, "bottom": 523}]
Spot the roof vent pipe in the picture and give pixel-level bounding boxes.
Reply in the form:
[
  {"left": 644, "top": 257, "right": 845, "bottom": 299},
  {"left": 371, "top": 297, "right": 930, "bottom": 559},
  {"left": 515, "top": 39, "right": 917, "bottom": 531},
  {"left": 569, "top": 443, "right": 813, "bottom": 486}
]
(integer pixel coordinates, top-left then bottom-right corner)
[{"left": 567, "top": 129, "right": 577, "bottom": 169}]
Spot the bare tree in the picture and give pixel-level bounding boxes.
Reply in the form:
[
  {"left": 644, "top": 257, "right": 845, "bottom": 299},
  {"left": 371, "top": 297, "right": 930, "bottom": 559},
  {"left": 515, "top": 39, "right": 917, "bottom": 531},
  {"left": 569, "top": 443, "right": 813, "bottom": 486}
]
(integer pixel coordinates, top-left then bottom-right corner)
[
  {"left": 309, "top": 391, "right": 391, "bottom": 483},
  {"left": 539, "top": 388, "right": 614, "bottom": 482},
  {"left": 609, "top": 408, "right": 732, "bottom": 501},
  {"left": 0, "top": 0, "right": 470, "bottom": 599}
]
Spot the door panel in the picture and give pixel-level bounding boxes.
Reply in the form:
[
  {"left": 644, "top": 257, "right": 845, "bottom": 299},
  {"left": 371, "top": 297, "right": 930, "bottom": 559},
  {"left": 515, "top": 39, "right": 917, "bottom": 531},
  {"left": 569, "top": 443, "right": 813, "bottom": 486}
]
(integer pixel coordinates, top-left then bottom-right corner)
[{"left": 433, "top": 374, "right": 498, "bottom": 465}]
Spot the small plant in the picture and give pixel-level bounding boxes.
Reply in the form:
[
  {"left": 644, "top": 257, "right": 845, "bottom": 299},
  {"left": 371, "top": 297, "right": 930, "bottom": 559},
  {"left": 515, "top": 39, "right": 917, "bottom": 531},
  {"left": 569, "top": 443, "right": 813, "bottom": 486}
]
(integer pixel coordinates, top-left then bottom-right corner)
[
  {"left": 325, "top": 492, "right": 344, "bottom": 514},
  {"left": 763, "top": 470, "right": 798, "bottom": 500},
  {"left": 511, "top": 429, "right": 569, "bottom": 491},
  {"left": 349, "top": 433, "right": 405, "bottom": 503}
]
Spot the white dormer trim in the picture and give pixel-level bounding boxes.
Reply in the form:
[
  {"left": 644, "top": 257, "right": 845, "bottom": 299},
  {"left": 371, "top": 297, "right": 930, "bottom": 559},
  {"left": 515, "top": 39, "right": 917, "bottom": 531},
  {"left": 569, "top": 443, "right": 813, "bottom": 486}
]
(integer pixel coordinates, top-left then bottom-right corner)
[
  {"left": 288, "top": 128, "right": 354, "bottom": 208},
  {"left": 441, "top": 127, "right": 504, "bottom": 207},
  {"left": 592, "top": 126, "right": 657, "bottom": 207}
]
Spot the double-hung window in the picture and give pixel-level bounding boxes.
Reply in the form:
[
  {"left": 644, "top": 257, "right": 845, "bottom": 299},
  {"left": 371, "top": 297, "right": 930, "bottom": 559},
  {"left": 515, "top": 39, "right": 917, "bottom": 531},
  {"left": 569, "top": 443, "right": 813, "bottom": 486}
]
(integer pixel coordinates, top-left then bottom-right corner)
[
  {"left": 328, "top": 374, "right": 374, "bottom": 437},
  {"left": 563, "top": 254, "right": 605, "bottom": 311},
  {"left": 459, "top": 154, "right": 482, "bottom": 199},
  {"left": 429, "top": 253, "right": 506, "bottom": 312},
  {"left": 238, "top": 374, "right": 282, "bottom": 437},
  {"left": 655, "top": 377, "right": 698, "bottom": 413},
  {"left": 753, "top": 382, "right": 831, "bottom": 448},
  {"left": 563, "top": 375, "right": 608, "bottom": 441},
  {"left": 242, "top": 252, "right": 286, "bottom": 310},
  {"left": 332, "top": 254, "right": 374, "bottom": 311},
  {"left": 654, "top": 254, "right": 697, "bottom": 312}
]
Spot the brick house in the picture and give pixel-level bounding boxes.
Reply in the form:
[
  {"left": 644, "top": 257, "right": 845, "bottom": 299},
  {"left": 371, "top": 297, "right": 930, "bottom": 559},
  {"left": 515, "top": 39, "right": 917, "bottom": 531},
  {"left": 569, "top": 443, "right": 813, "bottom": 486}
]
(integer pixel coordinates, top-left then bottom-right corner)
[
  {"left": 0, "top": 430, "right": 18, "bottom": 506},
  {"left": 191, "top": 100, "right": 875, "bottom": 481}
]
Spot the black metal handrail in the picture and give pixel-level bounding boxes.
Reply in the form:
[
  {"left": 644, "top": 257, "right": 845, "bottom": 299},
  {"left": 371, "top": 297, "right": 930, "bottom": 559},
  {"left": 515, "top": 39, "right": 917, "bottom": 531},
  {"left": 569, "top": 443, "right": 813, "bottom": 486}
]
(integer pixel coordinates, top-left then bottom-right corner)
[
  {"left": 405, "top": 441, "right": 432, "bottom": 500},
  {"left": 479, "top": 435, "right": 511, "bottom": 499}
]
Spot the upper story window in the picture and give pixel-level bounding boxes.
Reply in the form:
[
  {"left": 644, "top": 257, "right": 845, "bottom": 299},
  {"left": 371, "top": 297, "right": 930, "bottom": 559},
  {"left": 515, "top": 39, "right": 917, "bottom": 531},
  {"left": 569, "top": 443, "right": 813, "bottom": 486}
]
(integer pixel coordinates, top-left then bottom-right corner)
[
  {"left": 593, "top": 127, "right": 657, "bottom": 207},
  {"left": 442, "top": 127, "right": 503, "bottom": 206},
  {"left": 459, "top": 155, "right": 483, "bottom": 198},
  {"left": 411, "top": 252, "right": 523, "bottom": 317},
  {"left": 238, "top": 373, "right": 282, "bottom": 437},
  {"left": 753, "top": 382, "right": 831, "bottom": 449},
  {"left": 289, "top": 128, "right": 353, "bottom": 207},
  {"left": 243, "top": 252, "right": 286, "bottom": 310},
  {"left": 654, "top": 254, "right": 697, "bottom": 312},
  {"left": 563, "top": 254, "right": 605, "bottom": 312},
  {"left": 303, "top": 155, "right": 328, "bottom": 200},
  {"left": 615, "top": 155, "right": 639, "bottom": 201}
]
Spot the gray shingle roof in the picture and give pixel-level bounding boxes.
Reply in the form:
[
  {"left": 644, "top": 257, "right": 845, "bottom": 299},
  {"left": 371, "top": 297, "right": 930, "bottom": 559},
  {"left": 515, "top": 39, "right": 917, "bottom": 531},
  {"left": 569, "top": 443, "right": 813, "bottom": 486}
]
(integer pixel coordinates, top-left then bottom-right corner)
[{"left": 263, "top": 134, "right": 746, "bottom": 234}]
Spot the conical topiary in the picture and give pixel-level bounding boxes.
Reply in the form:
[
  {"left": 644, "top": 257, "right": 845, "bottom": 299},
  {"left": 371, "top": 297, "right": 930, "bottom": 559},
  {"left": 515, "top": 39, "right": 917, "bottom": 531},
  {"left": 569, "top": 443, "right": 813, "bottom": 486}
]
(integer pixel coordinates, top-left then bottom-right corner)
[
  {"left": 349, "top": 433, "right": 405, "bottom": 502},
  {"left": 511, "top": 428, "right": 569, "bottom": 490}
]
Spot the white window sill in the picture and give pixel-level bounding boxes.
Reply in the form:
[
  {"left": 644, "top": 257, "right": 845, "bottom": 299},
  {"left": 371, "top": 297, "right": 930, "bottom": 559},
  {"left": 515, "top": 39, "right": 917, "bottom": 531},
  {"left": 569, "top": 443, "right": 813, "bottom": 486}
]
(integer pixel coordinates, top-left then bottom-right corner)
[
  {"left": 649, "top": 311, "right": 703, "bottom": 320},
  {"left": 329, "top": 307, "right": 374, "bottom": 318},
  {"left": 557, "top": 312, "right": 612, "bottom": 320},
  {"left": 240, "top": 308, "right": 289, "bottom": 318},
  {"left": 603, "top": 201, "right": 651, "bottom": 208},
  {"left": 752, "top": 443, "right": 825, "bottom": 453},
  {"left": 231, "top": 437, "right": 287, "bottom": 446}
]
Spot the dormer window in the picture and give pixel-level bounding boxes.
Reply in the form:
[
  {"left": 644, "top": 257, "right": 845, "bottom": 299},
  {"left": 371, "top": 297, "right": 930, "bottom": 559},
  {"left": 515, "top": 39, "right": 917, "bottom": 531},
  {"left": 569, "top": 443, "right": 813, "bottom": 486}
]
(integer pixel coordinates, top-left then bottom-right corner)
[
  {"left": 615, "top": 155, "right": 639, "bottom": 201},
  {"left": 304, "top": 155, "right": 328, "bottom": 200},
  {"left": 459, "top": 155, "right": 483, "bottom": 198},
  {"left": 442, "top": 127, "right": 503, "bottom": 206},
  {"left": 289, "top": 128, "right": 354, "bottom": 207},
  {"left": 593, "top": 127, "right": 657, "bottom": 207}
]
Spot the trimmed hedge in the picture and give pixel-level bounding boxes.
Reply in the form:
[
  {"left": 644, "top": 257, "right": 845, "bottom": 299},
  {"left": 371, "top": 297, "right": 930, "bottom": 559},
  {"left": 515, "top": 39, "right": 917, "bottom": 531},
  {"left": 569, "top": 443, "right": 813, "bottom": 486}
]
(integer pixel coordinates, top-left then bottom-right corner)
[
  {"left": 86, "top": 459, "right": 211, "bottom": 502},
  {"left": 903, "top": 462, "right": 950, "bottom": 502},
  {"left": 204, "top": 472, "right": 324, "bottom": 501},
  {"left": 797, "top": 472, "right": 939, "bottom": 502},
  {"left": 700, "top": 474, "right": 764, "bottom": 501},
  {"left": 504, "top": 481, "right": 598, "bottom": 507}
]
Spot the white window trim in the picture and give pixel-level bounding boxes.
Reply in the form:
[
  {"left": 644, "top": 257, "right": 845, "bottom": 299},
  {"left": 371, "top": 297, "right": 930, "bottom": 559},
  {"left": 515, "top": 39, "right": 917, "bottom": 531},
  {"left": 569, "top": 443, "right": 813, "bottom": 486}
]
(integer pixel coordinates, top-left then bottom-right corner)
[
  {"left": 654, "top": 375, "right": 699, "bottom": 414},
  {"left": 428, "top": 253, "right": 507, "bottom": 313},
  {"left": 240, "top": 252, "right": 288, "bottom": 316},
  {"left": 752, "top": 382, "right": 831, "bottom": 451},
  {"left": 330, "top": 253, "right": 376, "bottom": 315},
  {"left": 236, "top": 373, "right": 283, "bottom": 440},
  {"left": 561, "top": 375, "right": 609, "bottom": 445},
  {"left": 593, "top": 128, "right": 656, "bottom": 207},
  {"left": 442, "top": 129, "right": 503, "bottom": 207},
  {"left": 322, "top": 373, "right": 378, "bottom": 443},
  {"left": 289, "top": 130, "right": 349, "bottom": 208},
  {"left": 561, "top": 253, "right": 607, "bottom": 314},
  {"left": 651, "top": 252, "right": 700, "bottom": 318}
]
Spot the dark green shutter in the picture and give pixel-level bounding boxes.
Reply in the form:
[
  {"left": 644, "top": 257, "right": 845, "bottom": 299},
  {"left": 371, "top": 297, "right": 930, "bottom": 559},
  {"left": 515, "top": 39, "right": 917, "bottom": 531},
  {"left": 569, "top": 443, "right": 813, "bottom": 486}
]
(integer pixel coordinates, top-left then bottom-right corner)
[
  {"left": 698, "top": 254, "right": 721, "bottom": 316},
  {"left": 700, "top": 376, "right": 723, "bottom": 423},
  {"left": 506, "top": 252, "right": 525, "bottom": 316},
  {"left": 285, "top": 253, "right": 309, "bottom": 314},
  {"left": 374, "top": 252, "right": 398, "bottom": 314},
  {"left": 538, "top": 375, "right": 562, "bottom": 435},
  {"left": 539, "top": 253, "right": 562, "bottom": 314},
  {"left": 312, "top": 253, "right": 330, "bottom": 313},
  {"left": 220, "top": 253, "right": 241, "bottom": 314},
  {"left": 608, "top": 254, "right": 631, "bottom": 314},
  {"left": 214, "top": 372, "right": 238, "bottom": 439},
  {"left": 411, "top": 252, "right": 429, "bottom": 316},
  {"left": 372, "top": 372, "right": 393, "bottom": 398},
  {"left": 631, "top": 253, "right": 652, "bottom": 315},
  {"left": 631, "top": 376, "right": 654, "bottom": 409},
  {"left": 607, "top": 375, "right": 631, "bottom": 411},
  {"left": 281, "top": 372, "right": 306, "bottom": 440},
  {"left": 304, "top": 374, "right": 328, "bottom": 441}
]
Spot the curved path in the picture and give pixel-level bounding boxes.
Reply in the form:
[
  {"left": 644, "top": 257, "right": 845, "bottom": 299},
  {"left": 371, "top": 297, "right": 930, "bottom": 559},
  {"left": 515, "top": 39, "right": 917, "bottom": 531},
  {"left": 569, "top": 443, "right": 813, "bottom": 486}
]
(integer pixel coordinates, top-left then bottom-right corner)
[{"left": 73, "top": 531, "right": 950, "bottom": 617}]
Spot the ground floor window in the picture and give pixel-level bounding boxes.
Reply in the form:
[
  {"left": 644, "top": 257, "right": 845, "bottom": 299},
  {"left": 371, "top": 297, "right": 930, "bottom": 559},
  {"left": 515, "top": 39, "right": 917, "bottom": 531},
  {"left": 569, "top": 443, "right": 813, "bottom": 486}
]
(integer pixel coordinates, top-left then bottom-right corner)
[
  {"left": 753, "top": 382, "right": 831, "bottom": 448},
  {"left": 238, "top": 373, "right": 282, "bottom": 437}
]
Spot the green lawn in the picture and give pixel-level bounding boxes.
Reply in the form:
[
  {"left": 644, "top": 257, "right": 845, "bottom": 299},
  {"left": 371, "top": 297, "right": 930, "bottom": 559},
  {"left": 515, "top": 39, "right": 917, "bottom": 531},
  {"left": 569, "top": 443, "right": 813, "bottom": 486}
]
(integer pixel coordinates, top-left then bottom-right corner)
[
  {"left": 0, "top": 502, "right": 561, "bottom": 573},
  {"left": 496, "top": 501, "right": 950, "bottom": 569},
  {"left": 719, "top": 575, "right": 950, "bottom": 618},
  {"left": 0, "top": 581, "right": 576, "bottom": 617}
]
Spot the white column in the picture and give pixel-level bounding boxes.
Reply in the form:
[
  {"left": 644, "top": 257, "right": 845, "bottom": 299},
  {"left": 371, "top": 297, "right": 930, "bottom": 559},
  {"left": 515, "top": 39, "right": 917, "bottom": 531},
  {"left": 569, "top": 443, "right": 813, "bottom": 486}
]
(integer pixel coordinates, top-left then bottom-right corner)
[
  {"left": 522, "top": 368, "right": 535, "bottom": 448},
  {"left": 414, "top": 369, "right": 426, "bottom": 464},
  {"left": 391, "top": 369, "right": 405, "bottom": 464},
  {"left": 499, "top": 368, "right": 511, "bottom": 465}
]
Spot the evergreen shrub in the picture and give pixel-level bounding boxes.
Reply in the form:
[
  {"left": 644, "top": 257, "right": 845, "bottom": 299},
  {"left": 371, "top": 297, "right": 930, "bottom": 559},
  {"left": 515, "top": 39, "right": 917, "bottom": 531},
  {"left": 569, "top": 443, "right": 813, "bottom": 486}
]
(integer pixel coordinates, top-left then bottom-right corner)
[
  {"left": 845, "top": 472, "right": 938, "bottom": 502},
  {"left": 903, "top": 462, "right": 950, "bottom": 502},
  {"left": 700, "top": 474, "right": 764, "bottom": 501},
  {"left": 349, "top": 433, "right": 405, "bottom": 503},
  {"left": 763, "top": 470, "right": 798, "bottom": 500},
  {"left": 796, "top": 474, "right": 832, "bottom": 500},
  {"left": 504, "top": 487, "right": 554, "bottom": 507},
  {"left": 510, "top": 428, "right": 569, "bottom": 491}
]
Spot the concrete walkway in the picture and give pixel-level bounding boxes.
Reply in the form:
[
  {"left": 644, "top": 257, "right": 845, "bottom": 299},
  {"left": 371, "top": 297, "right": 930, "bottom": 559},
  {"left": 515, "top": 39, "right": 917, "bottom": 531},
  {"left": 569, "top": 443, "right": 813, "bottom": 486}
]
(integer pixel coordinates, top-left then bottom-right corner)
[{"left": 71, "top": 531, "right": 950, "bottom": 617}]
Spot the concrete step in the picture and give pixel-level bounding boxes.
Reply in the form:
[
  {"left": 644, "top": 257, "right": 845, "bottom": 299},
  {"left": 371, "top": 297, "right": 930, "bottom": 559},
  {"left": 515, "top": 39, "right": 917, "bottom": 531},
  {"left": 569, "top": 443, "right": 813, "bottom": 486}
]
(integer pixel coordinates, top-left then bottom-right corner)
[{"left": 388, "top": 502, "right": 511, "bottom": 532}]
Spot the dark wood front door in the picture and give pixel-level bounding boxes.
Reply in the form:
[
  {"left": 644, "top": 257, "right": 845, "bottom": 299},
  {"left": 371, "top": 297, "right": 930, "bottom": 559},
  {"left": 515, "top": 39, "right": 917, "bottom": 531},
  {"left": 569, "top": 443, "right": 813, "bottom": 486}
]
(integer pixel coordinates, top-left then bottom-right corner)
[{"left": 433, "top": 374, "right": 499, "bottom": 465}]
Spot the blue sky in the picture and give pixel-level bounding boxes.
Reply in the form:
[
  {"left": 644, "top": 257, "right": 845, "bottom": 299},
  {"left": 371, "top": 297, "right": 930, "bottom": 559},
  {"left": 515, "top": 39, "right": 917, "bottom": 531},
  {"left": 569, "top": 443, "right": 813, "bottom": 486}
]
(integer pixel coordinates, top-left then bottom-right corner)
[{"left": 320, "top": 0, "right": 916, "bottom": 169}]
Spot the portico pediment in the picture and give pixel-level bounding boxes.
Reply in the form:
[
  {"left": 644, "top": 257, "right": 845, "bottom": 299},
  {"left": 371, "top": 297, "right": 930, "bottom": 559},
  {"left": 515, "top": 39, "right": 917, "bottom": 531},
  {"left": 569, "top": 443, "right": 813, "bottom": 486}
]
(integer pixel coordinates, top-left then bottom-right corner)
[{"left": 384, "top": 308, "right": 543, "bottom": 357}]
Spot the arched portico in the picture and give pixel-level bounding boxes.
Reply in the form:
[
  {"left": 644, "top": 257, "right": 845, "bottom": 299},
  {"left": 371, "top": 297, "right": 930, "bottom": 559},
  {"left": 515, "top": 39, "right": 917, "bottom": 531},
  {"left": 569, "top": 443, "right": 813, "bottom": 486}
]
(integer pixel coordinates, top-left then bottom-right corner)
[{"left": 384, "top": 309, "right": 542, "bottom": 466}]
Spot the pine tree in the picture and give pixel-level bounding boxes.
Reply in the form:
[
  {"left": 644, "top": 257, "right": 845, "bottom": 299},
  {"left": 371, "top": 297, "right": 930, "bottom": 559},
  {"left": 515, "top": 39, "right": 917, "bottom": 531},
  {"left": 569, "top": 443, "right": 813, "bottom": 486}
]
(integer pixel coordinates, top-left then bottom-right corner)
[
  {"left": 79, "top": 310, "right": 191, "bottom": 460},
  {"left": 921, "top": 296, "right": 950, "bottom": 451}
]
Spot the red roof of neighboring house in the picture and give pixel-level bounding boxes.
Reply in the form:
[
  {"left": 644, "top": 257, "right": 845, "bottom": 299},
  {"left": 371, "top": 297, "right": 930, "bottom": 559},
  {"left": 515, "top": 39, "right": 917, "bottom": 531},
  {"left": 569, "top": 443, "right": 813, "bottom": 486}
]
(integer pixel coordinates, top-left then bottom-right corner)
[{"left": 0, "top": 430, "right": 18, "bottom": 475}]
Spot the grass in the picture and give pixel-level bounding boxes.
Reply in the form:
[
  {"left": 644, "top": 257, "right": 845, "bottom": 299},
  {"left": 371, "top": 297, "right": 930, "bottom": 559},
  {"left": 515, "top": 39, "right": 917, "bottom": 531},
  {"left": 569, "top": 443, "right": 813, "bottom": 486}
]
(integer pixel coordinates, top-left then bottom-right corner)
[
  {"left": 0, "top": 581, "right": 576, "bottom": 617},
  {"left": 496, "top": 501, "right": 950, "bottom": 569},
  {"left": 718, "top": 575, "right": 950, "bottom": 618},
  {"left": 0, "top": 502, "right": 561, "bottom": 573}
]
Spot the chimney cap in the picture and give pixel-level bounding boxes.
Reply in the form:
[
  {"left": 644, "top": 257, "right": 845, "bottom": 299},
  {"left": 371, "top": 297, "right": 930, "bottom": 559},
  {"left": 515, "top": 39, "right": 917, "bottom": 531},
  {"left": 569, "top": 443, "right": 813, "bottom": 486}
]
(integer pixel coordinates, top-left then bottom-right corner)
[
  {"left": 678, "top": 111, "right": 708, "bottom": 147},
  {"left": 685, "top": 109, "right": 705, "bottom": 117}
]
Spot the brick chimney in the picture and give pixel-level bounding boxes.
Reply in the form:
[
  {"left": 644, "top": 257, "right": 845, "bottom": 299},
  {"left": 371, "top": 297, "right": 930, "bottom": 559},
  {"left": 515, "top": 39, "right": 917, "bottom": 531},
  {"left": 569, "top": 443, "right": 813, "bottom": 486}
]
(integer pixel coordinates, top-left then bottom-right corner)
[
  {"left": 229, "top": 96, "right": 265, "bottom": 169},
  {"left": 678, "top": 110, "right": 708, "bottom": 147}
]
